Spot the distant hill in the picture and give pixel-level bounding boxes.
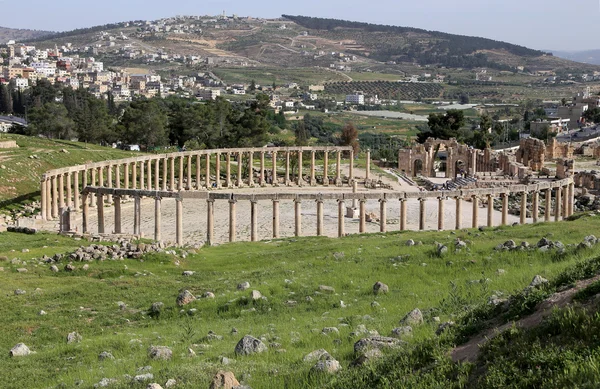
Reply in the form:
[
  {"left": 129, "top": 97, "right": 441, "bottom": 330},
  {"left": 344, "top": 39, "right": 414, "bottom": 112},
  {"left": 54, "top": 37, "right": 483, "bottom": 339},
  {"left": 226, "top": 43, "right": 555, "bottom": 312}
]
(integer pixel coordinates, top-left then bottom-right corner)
[
  {"left": 282, "top": 15, "right": 589, "bottom": 72},
  {"left": 552, "top": 49, "right": 600, "bottom": 66},
  {"left": 0, "top": 27, "right": 54, "bottom": 43}
]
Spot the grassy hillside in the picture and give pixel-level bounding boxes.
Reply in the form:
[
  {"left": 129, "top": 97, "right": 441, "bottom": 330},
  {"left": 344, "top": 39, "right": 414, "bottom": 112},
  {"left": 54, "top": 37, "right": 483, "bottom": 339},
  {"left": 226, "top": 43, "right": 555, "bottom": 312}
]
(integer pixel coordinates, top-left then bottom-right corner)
[
  {"left": 2, "top": 213, "right": 600, "bottom": 388},
  {"left": 0, "top": 27, "right": 53, "bottom": 43},
  {"left": 0, "top": 134, "right": 139, "bottom": 204}
]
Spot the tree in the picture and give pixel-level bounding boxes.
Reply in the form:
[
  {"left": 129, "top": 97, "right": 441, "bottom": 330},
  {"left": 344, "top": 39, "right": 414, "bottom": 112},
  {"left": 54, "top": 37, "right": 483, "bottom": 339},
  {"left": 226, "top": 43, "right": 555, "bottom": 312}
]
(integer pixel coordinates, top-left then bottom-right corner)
[
  {"left": 118, "top": 99, "right": 169, "bottom": 148},
  {"left": 583, "top": 107, "right": 600, "bottom": 124},
  {"left": 249, "top": 80, "right": 256, "bottom": 92},
  {"left": 0, "top": 84, "right": 13, "bottom": 114},
  {"left": 339, "top": 122, "right": 359, "bottom": 154},
  {"left": 458, "top": 93, "right": 470, "bottom": 104},
  {"left": 28, "top": 102, "right": 75, "bottom": 139},
  {"left": 417, "top": 110, "right": 465, "bottom": 143},
  {"left": 294, "top": 120, "right": 309, "bottom": 146}
]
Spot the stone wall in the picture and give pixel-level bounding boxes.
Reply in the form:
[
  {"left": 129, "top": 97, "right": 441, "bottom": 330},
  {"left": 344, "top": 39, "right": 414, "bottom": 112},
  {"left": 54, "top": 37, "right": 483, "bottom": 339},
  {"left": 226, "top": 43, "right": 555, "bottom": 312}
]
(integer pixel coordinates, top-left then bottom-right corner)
[{"left": 516, "top": 138, "right": 545, "bottom": 171}]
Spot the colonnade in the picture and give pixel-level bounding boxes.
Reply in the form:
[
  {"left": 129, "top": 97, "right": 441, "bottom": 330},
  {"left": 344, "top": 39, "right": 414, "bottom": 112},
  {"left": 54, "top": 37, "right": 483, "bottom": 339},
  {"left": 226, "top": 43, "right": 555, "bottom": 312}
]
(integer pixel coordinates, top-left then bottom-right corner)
[
  {"left": 79, "top": 179, "right": 575, "bottom": 246},
  {"left": 40, "top": 146, "right": 357, "bottom": 221}
]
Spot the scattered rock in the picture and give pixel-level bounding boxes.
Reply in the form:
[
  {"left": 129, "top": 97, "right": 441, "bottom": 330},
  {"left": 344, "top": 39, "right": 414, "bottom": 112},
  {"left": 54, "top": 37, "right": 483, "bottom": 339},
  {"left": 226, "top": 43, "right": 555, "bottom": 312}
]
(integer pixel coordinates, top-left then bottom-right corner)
[
  {"left": 437, "top": 244, "right": 448, "bottom": 256},
  {"left": 9, "top": 343, "right": 31, "bottom": 357},
  {"left": 146, "top": 384, "right": 163, "bottom": 389},
  {"left": 209, "top": 370, "right": 240, "bottom": 389},
  {"left": 303, "top": 349, "right": 332, "bottom": 363},
  {"left": 150, "top": 302, "right": 164, "bottom": 314},
  {"left": 435, "top": 321, "right": 456, "bottom": 335},
  {"left": 203, "top": 291, "right": 215, "bottom": 299},
  {"left": 39, "top": 310, "right": 47, "bottom": 316},
  {"left": 67, "top": 332, "right": 82, "bottom": 344},
  {"left": 14, "top": 289, "right": 26, "bottom": 295},
  {"left": 312, "top": 359, "right": 341, "bottom": 374},
  {"left": 16, "top": 268, "right": 27, "bottom": 273},
  {"left": 391, "top": 326, "right": 413, "bottom": 338},
  {"left": 50, "top": 265, "right": 59, "bottom": 272},
  {"left": 528, "top": 275, "right": 549, "bottom": 289},
  {"left": 237, "top": 282, "right": 251, "bottom": 291},
  {"left": 134, "top": 373, "right": 154, "bottom": 383},
  {"left": 354, "top": 336, "right": 402, "bottom": 353},
  {"left": 182, "top": 271, "right": 195, "bottom": 276},
  {"left": 251, "top": 290, "right": 263, "bottom": 300},
  {"left": 373, "top": 281, "right": 389, "bottom": 295},
  {"left": 350, "top": 348, "right": 383, "bottom": 367},
  {"left": 322, "top": 327, "right": 339, "bottom": 335},
  {"left": 148, "top": 346, "right": 172, "bottom": 360},
  {"left": 65, "top": 263, "right": 76, "bottom": 272},
  {"left": 234, "top": 335, "right": 267, "bottom": 355},
  {"left": 176, "top": 290, "right": 196, "bottom": 306},
  {"left": 99, "top": 351, "right": 114, "bottom": 360},
  {"left": 400, "top": 308, "right": 423, "bottom": 326},
  {"left": 319, "top": 285, "right": 335, "bottom": 293},
  {"left": 94, "top": 378, "right": 118, "bottom": 387},
  {"left": 406, "top": 239, "right": 415, "bottom": 246},
  {"left": 164, "top": 379, "right": 177, "bottom": 388}
]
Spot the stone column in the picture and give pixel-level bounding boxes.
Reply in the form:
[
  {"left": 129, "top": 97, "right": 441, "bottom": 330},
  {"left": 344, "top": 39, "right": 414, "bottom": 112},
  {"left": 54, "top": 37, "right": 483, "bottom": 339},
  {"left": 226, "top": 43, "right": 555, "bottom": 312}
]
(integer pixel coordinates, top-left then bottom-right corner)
[
  {"left": 455, "top": 196, "right": 462, "bottom": 230},
  {"left": 40, "top": 179, "right": 48, "bottom": 220},
  {"left": 568, "top": 183, "right": 575, "bottom": 217},
  {"left": 176, "top": 197, "right": 183, "bottom": 246},
  {"left": 310, "top": 150, "right": 316, "bottom": 185},
  {"left": 178, "top": 156, "right": 184, "bottom": 190},
  {"left": 472, "top": 195, "right": 479, "bottom": 228},
  {"left": 532, "top": 191, "right": 539, "bottom": 223},
  {"left": 379, "top": 198, "right": 387, "bottom": 233},
  {"left": 124, "top": 163, "right": 130, "bottom": 190},
  {"left": 186, "top": 155, "right": 192, "bottom": 190},
  {"left": 215, "top": 153, "right": 221, "bottom": 188},
  {"left": 46, "top": 179, "right": 52, "bottom": 220},
  {"left": 336, "top": 150, "right": 342, "bottom": 185},
  {"left": 272, "top": 199, "right": 280, "bottom": 238},
  {"left": 248, "top": 152, "right": 254, "bottom": 186},
  {"left": 285, "top": 151, "right": 290, "bottom": 185},
  {"left": 400, "top": 199, "right": 407, "bottom": 231},
  {"left": 170, "top": 157, "right": 176, "bottom": 191},
  {"left": 520, "top": 192, "right": 528, "bottom": 225},
  {"left": 74, "top": 171, "right": 80, "bottom": 211},
  {"left": 115, "top": 165, "right": 121, "bottom": 189},
  {"left": 545, "top": 188, "right": 552, "bottom": 222},
  {"left": 206, "top": 199, "right": 215, "bottom": 245},
  {"left": 58, "top": 173, "right": 65, "bottom": 211},
  {"left": 359, "top": 199, "right": 366, "bottom": 233},
  {"left": 366, "top": 149, "right": 371, "bottom": 180},
  {"left": 229, "top": 199, "right": 237, "bottom": 243},
  {"left": 419, "top": 198, "right": 426, "bottom": 230},
  {"left": 97, "top": 193, "right": 105, "bottom": 234},
  {"left": 147, "top": 160, "right": 152, "bottom": 190},
  {"left": 294, "top": 199, "right": 302, "bottom": 237},
  {"left": 297, "top": 150, "right": 303, "bottom": 186},
  {"left": 154, "top": 197, "right": 161, "bottom": 242},
  {"left": 323, "top": 150, "right": 329, "bottom": 185},
  {"left": 205, "top": 154, "right": 211, "bottom": 188},
  {"left": 438, "top": 197, "right": 444, "bottom": 231},
  {"left": 139, "top": 161, "right": 144, "bottom": 190},
  {"left": 237, "top": 151, "right": 243, "bottom": 187},
  {"left": 338, "top": 199, "right": 345, "bottom": 237},
  {"left": 260, "top": 152, "right": 265, "bottom": 186},
  {"left": 316, "top": 199, "right": 324, "bottom": 236},
  {"left": 487, "top": 194, "right": 494, "bottom": 228},
  {"left": 250, "top": 200, "right": 258, "bottom": 242},
  {"left": 66, "top": 172, "right": 72, "bottom": 208},
  {"left": 195, "top": 155, "right": 201, "bottom": 189},
  {"left": 106, "top": 165, "right": 112, "bottom": 203},
  {"left": 555, "top": 186, "right": 562, "bottom": 222},
  {"left": 271, "top": 151, "right": 277, "bottom": 186},
  {"left": 349, "top": 149, "right": 354, "bottom": 182},
  {"left": 114, "top": 195, "right": 122, "bottom": 234},
  {"left": 226, "top": 153, "right": 232, "bottom": 188},
  {"left": 82, "top": 193, "right": 89, "bottom": 234},
  {"left": 562, "top": 186, "right": 569, "bottom": 219},
  {"left": 51, "top": 175, "right": 58, "bottom": 218},
  {"left": 131, "top": 162, "right": 137, "bottom": 190},
  {"left": 98, "top": 166, "right": 104, "bottom": 189},
  {"left": 133, "top": 196, "right": 141, "bottom": 236},
  {"left": 153, "top": 159, "right": 159, "bottom": 190},
  {"left": 163, "top": 158, "right": 168, "bottom": 191},
  {"left": 501, "top": 193, "right": 509, "bottom": 226}
]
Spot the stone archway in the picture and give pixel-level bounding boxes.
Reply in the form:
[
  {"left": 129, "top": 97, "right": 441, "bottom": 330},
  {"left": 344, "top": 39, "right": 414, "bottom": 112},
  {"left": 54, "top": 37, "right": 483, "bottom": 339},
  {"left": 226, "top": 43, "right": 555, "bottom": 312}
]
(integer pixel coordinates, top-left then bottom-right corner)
[
  {"left": 413, "top": 159, "right": 424, "bottom": 177},
  {"left": 455, "top": 160, "right": 466, "bottom": 178}
]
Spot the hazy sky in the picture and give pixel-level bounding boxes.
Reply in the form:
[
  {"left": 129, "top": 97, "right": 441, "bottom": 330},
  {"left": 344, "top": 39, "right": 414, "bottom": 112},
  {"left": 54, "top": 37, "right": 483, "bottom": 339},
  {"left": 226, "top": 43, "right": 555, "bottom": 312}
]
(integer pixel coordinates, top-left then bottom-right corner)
[{"left": 0, "top": 0, "right": 596, "bottom": 51}]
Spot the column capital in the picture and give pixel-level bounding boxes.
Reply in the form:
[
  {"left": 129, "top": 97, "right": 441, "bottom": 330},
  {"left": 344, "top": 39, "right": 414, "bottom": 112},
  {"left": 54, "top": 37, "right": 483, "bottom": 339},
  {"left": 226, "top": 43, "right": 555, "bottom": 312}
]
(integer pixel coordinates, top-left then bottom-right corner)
[
  {"left": 206, "top": 198, "right": 215, "bottom": 204},
  {"left": 250, "top": 199, "right": 258, "bottom": 205},
  {"left": 229, "top": 199, "right": 237, "bottom": 204},
  {"left": 379, "top": 198, "right": 387, "bottom": 204},
  {"left": 418, "top": 197, "right": 426, "bottom": 202},
  {"left": 155, "top": 196, "right": 162, "bottom": 201},
  {"left": 358, "top": 198, "right": 367, "bottom": 204},
  {"left": 337, "top": 198, "right": 345, "bottom": 204},
  {"left": 294, "top": 198, "right": 302, "bottom": 204},
  {"left": 272, "top": 198, "right": 280, "bottom": 203},
  {"left": 315, "top": 198, "right": 324, "bottom": 203}
]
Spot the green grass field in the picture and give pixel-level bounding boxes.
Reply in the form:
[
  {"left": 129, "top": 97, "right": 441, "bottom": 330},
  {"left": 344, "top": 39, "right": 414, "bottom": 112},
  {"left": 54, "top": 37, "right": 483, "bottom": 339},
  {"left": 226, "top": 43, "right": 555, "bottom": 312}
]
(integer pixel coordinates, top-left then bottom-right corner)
[
  {"left": 0, "top": 134, "right": 139, "bottom": 204},
  {"left": 2, "top": 213, "right": 600, "bottom": 388},
  {"left": 212, "top": 67, "right": 348, "bottom": 87}
]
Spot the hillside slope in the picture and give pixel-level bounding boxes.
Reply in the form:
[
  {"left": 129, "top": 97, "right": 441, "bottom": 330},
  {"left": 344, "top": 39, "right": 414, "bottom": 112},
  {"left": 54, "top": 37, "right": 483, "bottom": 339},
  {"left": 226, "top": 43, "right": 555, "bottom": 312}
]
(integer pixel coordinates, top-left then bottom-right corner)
[{"left": 0, "top": 27, "right": 53, "bottom": 43}]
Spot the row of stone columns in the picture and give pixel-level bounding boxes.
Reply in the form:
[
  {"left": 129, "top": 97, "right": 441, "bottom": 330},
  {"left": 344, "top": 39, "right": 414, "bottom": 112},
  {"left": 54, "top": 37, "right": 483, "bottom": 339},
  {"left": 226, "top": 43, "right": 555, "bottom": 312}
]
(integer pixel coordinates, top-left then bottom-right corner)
[
  {"left": 81, "top": 183, "right": 575, "bottom": 246},
  {"left": 41, "top": 149, "right": 358, "bottom": 221}
]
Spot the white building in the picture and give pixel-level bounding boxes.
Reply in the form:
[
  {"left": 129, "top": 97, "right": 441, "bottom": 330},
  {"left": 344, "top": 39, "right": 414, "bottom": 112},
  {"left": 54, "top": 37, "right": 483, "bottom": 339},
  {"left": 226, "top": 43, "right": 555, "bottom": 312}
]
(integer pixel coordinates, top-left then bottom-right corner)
[{"left": 345, "top": 93, "right": 364, "bottom": 105}]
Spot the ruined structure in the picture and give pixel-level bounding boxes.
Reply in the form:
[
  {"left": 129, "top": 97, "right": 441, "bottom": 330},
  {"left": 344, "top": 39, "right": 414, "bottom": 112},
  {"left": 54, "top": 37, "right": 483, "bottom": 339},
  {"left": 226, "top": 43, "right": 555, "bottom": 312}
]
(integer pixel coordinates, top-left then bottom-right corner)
[
  {"left": 397, "top": 138, "right": 497, "bottom": 178},
  {"left": 516, "top": 138, "right": 546, "bottom": 171}
]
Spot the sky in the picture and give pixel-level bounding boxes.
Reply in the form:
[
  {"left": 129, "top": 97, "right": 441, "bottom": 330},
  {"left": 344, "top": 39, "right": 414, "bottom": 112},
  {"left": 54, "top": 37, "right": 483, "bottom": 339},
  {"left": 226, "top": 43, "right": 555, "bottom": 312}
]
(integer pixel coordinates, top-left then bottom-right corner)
[{"left": 0, "top": 0, "right": 597, "bottom": 51}]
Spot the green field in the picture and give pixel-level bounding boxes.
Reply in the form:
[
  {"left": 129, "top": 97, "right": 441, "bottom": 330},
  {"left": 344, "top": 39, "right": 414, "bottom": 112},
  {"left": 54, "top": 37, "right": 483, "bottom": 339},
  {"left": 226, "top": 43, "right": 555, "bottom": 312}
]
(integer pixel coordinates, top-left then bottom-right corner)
[
  {"left": 2, "top": 214, "right": 600, "bottom": 388},
  {"left": 212, "top": 67, "right": 348, "bottom": 87},
  {"left": 0, "top": 134, "right": 140, "bottom": 204}
]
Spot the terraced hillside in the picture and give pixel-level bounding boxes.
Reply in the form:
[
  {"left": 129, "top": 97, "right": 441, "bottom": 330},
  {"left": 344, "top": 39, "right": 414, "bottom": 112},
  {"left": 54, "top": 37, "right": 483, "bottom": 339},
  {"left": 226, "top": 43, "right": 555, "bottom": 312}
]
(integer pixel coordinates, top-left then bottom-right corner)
[{"left": 325, "top": 81, "right": 444, "bottom": 100}]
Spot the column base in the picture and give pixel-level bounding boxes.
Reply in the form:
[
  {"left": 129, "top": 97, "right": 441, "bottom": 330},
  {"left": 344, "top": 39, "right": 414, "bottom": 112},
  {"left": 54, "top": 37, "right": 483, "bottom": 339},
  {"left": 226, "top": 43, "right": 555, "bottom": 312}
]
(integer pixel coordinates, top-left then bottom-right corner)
[{"left": 346, "top": 207, "right": 359, "bottom": 218}]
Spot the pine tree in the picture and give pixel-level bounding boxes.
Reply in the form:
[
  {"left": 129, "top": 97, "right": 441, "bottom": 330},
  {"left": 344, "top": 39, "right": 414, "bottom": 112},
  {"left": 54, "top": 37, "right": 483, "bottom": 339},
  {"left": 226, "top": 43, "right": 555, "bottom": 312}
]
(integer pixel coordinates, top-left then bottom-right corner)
[{"left": 0, "top": 84, "right": 12, "bottom": 114}]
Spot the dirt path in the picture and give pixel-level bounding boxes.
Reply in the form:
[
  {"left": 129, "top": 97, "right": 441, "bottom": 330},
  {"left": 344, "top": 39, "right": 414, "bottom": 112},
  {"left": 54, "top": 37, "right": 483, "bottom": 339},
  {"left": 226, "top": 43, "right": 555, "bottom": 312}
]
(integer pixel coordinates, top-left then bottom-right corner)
[{"left": 452, "top": 274, "right": 600, "bottom": 363}]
